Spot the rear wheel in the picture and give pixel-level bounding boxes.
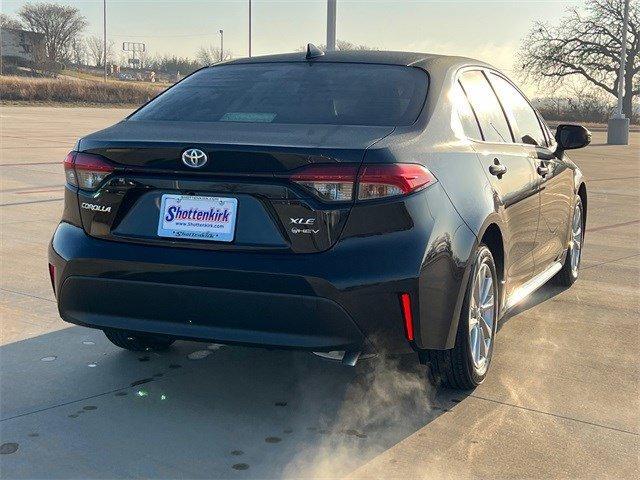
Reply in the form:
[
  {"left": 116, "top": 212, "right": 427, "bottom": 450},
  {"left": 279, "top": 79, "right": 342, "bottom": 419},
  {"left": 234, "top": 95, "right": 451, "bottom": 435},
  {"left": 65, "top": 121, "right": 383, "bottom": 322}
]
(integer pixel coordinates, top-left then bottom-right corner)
[
  {"left": 556, "top": 196, "right": 584, "bottom": 287},
  {"left": 103, "top": 329, "right": 175, "bottom": 352},
  {"left": 422, "top": 244, "right": 499, "bottom": 390}
]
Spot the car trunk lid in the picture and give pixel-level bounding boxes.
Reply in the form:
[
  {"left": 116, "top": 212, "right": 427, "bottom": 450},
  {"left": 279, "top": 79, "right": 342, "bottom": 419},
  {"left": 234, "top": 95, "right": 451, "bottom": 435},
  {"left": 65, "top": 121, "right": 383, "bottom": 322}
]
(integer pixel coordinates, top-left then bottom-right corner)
[{"left": 75, "top": 121, "right": 395, "bottom": 253}]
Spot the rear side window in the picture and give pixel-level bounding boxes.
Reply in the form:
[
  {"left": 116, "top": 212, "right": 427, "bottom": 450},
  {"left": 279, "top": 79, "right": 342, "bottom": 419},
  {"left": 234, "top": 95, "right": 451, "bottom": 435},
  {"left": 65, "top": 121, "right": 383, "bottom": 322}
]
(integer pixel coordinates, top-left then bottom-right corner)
[
  {"left": 452, "top": 81, "right": 482, "bottom": 140},
  {"left": 459, "top": 70, "right": 512, "bottom": 143},
  {"left": 489, "top": 73, "right": 546, "bottom": 146},
  {"left": 130, "top": 63, "right": 429, "bottom": 127}
]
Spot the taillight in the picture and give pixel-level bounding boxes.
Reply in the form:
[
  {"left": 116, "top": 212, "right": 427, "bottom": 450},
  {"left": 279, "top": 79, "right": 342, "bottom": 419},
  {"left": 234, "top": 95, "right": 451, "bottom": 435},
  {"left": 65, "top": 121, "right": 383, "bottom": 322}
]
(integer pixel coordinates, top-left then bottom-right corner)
[
  {"left": 64, "top": 152, "right": 77, "bottom": 186},
  {"left": 63, "top": 151, "right": 115, "bottom": 191},
  {"left": 289, "top": 163, "right": 435, "bottom": 203},
  {"left": 290, "top": 164, "right": 358, "bottom": 202},
  {"left": 357, "top": 164, "right": 436, "bottom": 200}
]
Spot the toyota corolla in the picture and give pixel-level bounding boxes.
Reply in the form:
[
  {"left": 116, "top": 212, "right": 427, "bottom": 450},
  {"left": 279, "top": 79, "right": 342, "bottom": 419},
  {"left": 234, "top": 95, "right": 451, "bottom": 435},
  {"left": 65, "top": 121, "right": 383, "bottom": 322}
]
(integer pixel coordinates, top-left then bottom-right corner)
[{"left": 48, "top": 48, "right": 589, "bottom": 389}]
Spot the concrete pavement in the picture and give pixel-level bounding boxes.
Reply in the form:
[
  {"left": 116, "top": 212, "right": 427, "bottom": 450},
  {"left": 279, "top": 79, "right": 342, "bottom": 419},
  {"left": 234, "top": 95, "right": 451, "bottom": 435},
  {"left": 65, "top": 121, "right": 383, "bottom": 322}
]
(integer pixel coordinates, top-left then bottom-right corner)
[{"left": 0, "top": 106, "right": 638, "bottom": 479}]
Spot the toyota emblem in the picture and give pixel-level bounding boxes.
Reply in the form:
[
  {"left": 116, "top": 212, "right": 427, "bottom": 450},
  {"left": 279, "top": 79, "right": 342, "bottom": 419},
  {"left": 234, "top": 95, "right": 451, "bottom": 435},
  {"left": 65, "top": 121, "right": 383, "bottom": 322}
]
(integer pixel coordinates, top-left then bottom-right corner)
[{"left": 181, "top": 148, "right": 208, "bottom": 168}]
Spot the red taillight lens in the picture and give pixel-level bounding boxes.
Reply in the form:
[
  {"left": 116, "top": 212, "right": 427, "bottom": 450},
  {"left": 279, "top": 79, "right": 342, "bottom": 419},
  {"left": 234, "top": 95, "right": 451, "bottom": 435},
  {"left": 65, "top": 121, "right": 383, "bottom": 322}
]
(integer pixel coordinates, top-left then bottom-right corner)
[
  {"left": 64, "top": 152, "right": 77, "bottom": 186},
  {"left": 399, "top": 293, "right": 414, "bottom": 341},
  {"left": 48, "top": 263, "right": 56, "bottom": 295},
  {"left": 357, "top": 164, "right": 436, "bottom": 200},
  {"left": 63, "top": 151, "right": 115, "bottom": 191},
  {"left": 289, "top": 163, "right": 436, "bottom": 203},
  {"left": 290, "top": 164, "right": 358, "bottom": 202}
]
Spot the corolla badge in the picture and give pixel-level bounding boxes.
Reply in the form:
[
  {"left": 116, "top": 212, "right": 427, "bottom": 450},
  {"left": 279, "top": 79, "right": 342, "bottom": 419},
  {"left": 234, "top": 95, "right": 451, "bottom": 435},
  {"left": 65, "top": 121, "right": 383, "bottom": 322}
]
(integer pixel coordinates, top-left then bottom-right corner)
[{"left": 181, "top": 148, "right": 208, "bottom": 168}]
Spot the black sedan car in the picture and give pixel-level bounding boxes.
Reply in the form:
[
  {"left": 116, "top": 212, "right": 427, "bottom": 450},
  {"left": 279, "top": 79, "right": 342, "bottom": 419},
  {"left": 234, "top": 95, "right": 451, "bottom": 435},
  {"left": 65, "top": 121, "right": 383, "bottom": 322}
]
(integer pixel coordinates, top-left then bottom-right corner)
[{"left": 49, "top": 49, "right": 589, "bottom": 389}]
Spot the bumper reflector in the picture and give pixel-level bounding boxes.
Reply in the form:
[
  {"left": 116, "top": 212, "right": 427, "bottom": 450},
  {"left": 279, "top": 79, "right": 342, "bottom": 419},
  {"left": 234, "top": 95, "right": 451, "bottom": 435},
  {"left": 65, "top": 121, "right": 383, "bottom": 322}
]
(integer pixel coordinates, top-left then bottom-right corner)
[
  {"left": 399, "top": 293, "right": 414, "bottom": 341},
  {"left": 48, "top": 263, "right": 56, "bottom": 295}
]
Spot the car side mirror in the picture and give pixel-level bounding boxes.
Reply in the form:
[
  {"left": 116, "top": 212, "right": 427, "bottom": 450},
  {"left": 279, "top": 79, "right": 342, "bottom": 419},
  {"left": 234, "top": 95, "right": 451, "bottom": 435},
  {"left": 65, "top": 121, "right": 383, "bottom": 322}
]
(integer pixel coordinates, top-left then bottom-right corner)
[{"left": 555, "top": 124, "right": 591, "bottom": 151}]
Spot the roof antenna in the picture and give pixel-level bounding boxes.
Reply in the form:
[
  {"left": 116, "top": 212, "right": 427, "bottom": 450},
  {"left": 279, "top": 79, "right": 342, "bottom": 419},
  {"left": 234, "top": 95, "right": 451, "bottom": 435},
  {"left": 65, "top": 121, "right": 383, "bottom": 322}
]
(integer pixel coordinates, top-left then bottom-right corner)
[{"left": 305, "top": 43, "right": 325, "bottom": 60}]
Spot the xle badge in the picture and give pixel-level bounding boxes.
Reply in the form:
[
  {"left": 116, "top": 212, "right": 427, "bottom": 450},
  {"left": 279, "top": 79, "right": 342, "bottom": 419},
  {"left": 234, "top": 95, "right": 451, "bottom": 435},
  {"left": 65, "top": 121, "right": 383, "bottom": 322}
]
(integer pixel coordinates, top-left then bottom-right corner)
[{"left": 290, "top": 217, "right": 318, "bottom": 234}]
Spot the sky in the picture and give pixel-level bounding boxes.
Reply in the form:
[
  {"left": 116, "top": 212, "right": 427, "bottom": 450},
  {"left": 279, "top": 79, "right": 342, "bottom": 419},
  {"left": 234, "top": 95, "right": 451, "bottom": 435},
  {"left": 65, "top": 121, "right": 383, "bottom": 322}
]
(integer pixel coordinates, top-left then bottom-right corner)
[{"left": 2, "top": 0, "right": 585, "bottom": 94}]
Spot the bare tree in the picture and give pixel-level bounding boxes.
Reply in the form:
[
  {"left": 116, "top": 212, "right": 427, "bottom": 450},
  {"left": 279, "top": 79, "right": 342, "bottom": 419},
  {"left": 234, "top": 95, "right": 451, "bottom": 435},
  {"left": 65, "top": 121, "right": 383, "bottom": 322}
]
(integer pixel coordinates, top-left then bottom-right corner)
[
  {"left": 297, "top": 40, "right": 376, "bottom": 52},
  {"left": 86, "top": 35, "right": 114, "bottom": 68},
  {"left": 336, "top": 40, "right": 375, "bottom": 51},
  {"left": 18, "top": 3, "right": 87, "bottom": 67},
  {"left": 518, "top": 0, "right": 639, "bottom": 118},
  {"left": 70, "top": 36, "right": 85, "bottom": 71},
  {"left": 196, "top": 45, "right": 232, "bottom": 65},
  {"left": 0, "top": 13, "right": 23, "bottom": 30}
]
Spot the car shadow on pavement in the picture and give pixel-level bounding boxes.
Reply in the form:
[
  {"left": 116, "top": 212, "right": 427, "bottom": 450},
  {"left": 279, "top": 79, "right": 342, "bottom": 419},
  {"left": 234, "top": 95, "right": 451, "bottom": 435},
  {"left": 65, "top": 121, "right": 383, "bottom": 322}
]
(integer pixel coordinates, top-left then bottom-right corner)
[
  {"left": 0, "top": 326, "right": 464, "bottom": 479},
  {"left": 498, "top": 283, "right": 567, "bottom": 332}
]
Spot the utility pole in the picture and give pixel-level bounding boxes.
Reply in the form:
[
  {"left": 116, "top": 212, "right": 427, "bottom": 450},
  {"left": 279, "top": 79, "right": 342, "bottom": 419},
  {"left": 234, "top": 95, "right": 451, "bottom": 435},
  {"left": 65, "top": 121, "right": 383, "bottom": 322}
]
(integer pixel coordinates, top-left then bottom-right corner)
[
  {"left": 248, "top": 0, "right": 252, "bottom": 57},
  {"left": 607, "top": 0, "right": 630, "bottom": 145},
  {"left": 219, "top": 30, "right": 224, "bottom": 62},
  {"left": 103, "top": 0, "right": 107, "bottom": 82},
  {"left": 326, "top": 0, "right": 336, "bottom": 52}
]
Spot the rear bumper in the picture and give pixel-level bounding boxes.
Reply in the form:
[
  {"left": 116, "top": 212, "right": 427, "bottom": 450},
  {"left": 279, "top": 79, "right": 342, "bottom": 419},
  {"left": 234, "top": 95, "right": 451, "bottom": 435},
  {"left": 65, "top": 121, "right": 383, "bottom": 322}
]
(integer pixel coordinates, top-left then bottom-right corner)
[
  {"left": 49, "top": 222, "right": 414, "bottom": 353},
  {"left": 49, "top": 184, "right": 476, "bottom": 353},
  {"left": 58, "top": 275, "right": 364, "bottom": 351}
]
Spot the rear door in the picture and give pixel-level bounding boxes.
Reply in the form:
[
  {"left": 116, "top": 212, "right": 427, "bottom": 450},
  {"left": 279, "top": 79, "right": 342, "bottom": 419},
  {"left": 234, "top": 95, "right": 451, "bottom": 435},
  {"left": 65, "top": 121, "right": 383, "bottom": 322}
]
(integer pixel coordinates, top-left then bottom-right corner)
[
  {"left": 487, "top": 72, "right": 574, "bottom": 273},
  {"left": 458, "top": 70, "right": 539, "bottom": 295}
]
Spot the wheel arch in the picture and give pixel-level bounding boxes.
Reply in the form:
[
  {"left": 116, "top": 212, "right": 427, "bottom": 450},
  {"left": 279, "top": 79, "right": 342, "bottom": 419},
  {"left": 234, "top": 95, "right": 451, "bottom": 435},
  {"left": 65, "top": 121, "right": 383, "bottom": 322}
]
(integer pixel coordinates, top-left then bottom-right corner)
[
  {"left": 420, "top": 214, "right": 506, "bottom": 351},
  {"left": 578, "top": 182, "right": 587, "bottom": 231},
  {"left": 480, "top": 223, "right": 505, "bottom": 285}
]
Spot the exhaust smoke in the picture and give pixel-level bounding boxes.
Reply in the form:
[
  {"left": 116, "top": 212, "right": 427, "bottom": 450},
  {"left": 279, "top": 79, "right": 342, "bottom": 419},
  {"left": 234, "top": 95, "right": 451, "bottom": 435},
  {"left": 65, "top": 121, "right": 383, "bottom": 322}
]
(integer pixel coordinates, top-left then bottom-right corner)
[{"left": 284, "top": 353, "right": 436, "bottom": 478}]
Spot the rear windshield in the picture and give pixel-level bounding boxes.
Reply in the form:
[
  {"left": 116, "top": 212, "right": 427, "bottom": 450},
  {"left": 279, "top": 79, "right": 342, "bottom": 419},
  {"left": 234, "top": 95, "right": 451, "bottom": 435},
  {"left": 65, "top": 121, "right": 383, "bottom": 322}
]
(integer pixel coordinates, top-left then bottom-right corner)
[{"left": 129, "top": 63, "right": 428, "bottom": 126}]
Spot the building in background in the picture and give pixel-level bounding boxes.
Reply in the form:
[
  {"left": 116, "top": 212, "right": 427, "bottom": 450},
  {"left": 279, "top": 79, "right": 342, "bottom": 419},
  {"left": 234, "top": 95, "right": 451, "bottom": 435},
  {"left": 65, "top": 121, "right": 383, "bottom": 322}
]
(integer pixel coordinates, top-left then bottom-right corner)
[{"left": 0, "top": 27, "right": 45, "bottom": 74}]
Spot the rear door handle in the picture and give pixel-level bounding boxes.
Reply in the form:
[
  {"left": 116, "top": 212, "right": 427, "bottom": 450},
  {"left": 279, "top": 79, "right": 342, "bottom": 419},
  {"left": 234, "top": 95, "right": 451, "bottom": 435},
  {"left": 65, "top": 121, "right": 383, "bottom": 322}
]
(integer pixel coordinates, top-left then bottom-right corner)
[
  {"left": 489, "top": 159, "right": 507, "bottom": 178},
  {"left": 537, "top": 164, "right": 550, "bottom": 177}
]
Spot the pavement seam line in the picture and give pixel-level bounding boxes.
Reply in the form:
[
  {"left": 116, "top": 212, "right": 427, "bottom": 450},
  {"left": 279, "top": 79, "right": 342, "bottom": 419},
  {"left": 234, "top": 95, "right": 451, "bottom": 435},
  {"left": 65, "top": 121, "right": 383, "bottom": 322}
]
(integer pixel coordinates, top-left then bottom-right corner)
[
  {"left": 588, "top": 219, "right": 640, "bottom": 233},
  {"left": 582, "top": 253, "right": 640, "bottom": 270},
  {"left": 1, "top": 184, "right": 63, "bottom": 193},
  {"left": 1, "top": 371, "right": 185, "bottom": 422},
  {"left": 0, "top": 386, "right": 131, "bottom": 422},
  {"left": 0, "top": 288, "right": 55, "bottom": 303},
  {"left": 0, "top": 198, "right": 64, "bottom": 207},
  {"left": 469, "top": 393, "right": 639, "bottom": 437},
  {"left": 586, "top": 176, "right": 640, "bottom": 183},
  {"left": 0, "top": 162, "right": 59, "bottom": 167}
]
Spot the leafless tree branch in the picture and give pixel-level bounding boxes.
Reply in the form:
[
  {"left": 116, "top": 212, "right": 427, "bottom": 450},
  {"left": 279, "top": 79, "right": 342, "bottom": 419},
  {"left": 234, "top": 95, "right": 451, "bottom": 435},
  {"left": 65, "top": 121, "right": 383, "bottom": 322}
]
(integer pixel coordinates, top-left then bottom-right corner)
[{"left": 517, "top": 0, "right": 639, "bottom": 117}]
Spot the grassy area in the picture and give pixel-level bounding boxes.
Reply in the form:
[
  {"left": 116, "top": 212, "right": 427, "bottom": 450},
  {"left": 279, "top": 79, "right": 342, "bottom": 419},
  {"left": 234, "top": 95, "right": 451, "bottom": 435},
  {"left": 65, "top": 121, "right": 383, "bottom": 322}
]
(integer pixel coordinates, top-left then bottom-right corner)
[
  {"left": 0, "top": 75, "right": 165, "bottom": 106},
  {"left": 60, "top": 69, "right": 173, "bottom": 88}
]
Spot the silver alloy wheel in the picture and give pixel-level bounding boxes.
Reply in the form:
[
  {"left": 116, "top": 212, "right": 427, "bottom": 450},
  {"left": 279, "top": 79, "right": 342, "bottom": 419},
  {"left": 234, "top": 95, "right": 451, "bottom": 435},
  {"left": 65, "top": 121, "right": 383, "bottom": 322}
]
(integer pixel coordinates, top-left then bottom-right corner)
[
  {"left": 468, "top": 257, "right": 496, "bottom": 376},
  {"left": 570, "top": 201, "right": 583, "bottom": 277}
]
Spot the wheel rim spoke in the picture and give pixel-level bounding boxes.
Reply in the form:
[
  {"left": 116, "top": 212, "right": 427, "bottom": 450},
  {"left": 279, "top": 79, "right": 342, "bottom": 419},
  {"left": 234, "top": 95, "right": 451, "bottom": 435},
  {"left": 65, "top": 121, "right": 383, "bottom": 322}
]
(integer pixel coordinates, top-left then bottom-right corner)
[
  {"left": 473, "top": 272, "right": 482, "bottom": 306},
  {"left": 480, "top": 268, "right": 491, "bottom": 304},
  {"left": 570, "top": 203, "right": 583, "bottom": 276},
  {"left": 480, "top": 309, "right": 493, "bottom": 339},
  {"left": 473, "top": 326, "right": 483, "bottom": 363},
  {"left": 468, "top": 255, "right": 496, "bottom": 374},
  {"left": 480, "top": 299, "right": 494, "bottom": 314}
]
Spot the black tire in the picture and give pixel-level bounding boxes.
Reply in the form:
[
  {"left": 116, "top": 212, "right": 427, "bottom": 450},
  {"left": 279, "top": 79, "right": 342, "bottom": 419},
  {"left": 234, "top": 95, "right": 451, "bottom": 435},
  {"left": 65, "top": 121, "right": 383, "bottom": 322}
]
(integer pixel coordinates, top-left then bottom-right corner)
[
  {"left": 103, "top": 329, "right": 175, "bottom": 352},
  {"left": 556, "top": 196, "right": 584, "bottom": 287},
  {"left": 422, "top": 244, "right": 499, "bottom": 390}
]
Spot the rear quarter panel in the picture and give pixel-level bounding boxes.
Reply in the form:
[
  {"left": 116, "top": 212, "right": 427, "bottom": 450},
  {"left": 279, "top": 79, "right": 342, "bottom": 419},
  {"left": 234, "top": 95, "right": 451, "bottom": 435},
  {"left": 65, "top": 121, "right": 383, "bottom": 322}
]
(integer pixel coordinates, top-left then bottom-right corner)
[{"left": 363, "top": 60, "right": 503, "bottom": 349}]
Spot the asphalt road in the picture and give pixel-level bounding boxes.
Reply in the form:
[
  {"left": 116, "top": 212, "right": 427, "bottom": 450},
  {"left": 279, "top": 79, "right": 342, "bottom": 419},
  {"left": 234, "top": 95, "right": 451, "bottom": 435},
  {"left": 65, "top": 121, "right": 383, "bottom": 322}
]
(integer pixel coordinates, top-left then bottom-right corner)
[{"left": 0, "top": 106, "right": 638, "bottom": 479}]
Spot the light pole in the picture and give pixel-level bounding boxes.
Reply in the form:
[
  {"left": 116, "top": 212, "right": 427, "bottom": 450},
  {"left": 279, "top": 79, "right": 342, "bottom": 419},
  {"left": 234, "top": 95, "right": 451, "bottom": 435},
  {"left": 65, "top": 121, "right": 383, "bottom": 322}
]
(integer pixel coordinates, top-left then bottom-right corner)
[
  {"left": 607, "top": 0, "right": 630, "bottom": 145},
  {"left": 326, "top": 0, "right": 336, "bottom": 52},
  {"left": 219, "top": 29, "right": 224, "bottom": 62},
  {"left": 103, "top": 0, "right": 107, "bottom": 82},
  {"left": 248, "top": 0, "right": 252, "bottom": 57}
]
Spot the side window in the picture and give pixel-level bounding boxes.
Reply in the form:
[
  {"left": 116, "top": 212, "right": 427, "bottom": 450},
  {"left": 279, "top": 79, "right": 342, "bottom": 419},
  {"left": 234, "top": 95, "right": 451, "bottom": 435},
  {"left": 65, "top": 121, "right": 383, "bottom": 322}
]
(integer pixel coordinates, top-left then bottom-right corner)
[
  {"left": 539, "top": 113, "right": 556, "bottom": 147},
  {"left": 489, "top": 73, "right": 546, "bottom": 146},
  {"left": 452, "top": 81, "right": 482, "bottom": 141},
  {"left": 459, "top": 70, "right": 512, "bottom": 143}
]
